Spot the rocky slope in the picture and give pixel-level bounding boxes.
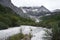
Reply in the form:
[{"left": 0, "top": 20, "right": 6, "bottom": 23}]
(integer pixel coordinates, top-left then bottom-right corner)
[
  {"left": 20, "top": 6, "right": 51, "bottom": 21},
  {"left": 0, "top": 0, "right": 29, "bottom": 18},
  {"left": 0, "top": 0, "right": 52, "bottom": 21},
  {"left": 20, "top": 6, "right": 51, "bottom": 17}
]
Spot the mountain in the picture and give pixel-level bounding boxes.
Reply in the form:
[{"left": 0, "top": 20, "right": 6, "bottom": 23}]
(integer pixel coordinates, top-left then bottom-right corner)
[
  {"left": 0, "top": 0, "right": 29, "bottom": 18},
  {"left": 0, "top": 0, "right": 52, "bottom": 22},
  {"left": 20, "top": 6, "right": 51, "bottom": 22},
  {"left": 38, "top": 6, "right": 50, "bottom": 12},
  {"left": 20, "top": 6, "right": 51, "bottom": 17},
  {"left": 0, "top": 4, "right": 36, "bottom": 30},
  {"left": 53, "top": 9, "right": 60, "bottom": 12}
]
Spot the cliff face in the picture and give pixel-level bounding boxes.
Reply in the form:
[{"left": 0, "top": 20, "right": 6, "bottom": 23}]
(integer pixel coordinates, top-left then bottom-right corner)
[
  {"left": 0, "top": 0, "right": 29, "bottom": 18},
  {"left": 21, "top": 6, "right": 51, "bottom": 17},
  {"left": 0, "top": 0, "right": 11, "bottom": 7},
  {"left": 0, "top": 0, "right": 20, "bottom": 12}
]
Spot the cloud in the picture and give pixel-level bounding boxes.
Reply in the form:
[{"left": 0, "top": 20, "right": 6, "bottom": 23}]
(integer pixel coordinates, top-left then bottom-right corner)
[{"left": 11, "top": 0, "right": 60, "bottom": 11}]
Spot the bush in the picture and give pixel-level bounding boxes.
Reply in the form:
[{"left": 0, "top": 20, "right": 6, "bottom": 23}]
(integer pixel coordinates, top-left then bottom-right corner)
[
  {"left": 40, "top": 12, "right": 60, "bottom": 40},
  {"left": 0, "top": 22, "right": 8, "bottom": 30}
]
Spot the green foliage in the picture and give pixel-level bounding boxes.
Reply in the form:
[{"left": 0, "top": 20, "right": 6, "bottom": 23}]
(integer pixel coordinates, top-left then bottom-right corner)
[
  {"left": 7, "top": 28, "right": 32, "bottom": 40},
  {"left": 40, "top": 13, "right": 60, "bottom": 40},
  {"left": 7, "top": 33, "right": 24, "bottom": 40},
  {"left": 0, "top": 4, "right": 36, "bottom": 30},
  {"left": 52, "top": 23, "right": 60, "bottom": 40},
  {"left": 39, "top": 13, "right": 60, "bottom": 28},
  {"left": 0, "top": 22, "right": 8, "bottom": 30}
]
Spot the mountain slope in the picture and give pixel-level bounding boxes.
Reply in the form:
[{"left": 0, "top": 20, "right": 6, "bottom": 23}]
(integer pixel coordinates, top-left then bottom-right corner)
[
  {"left": 38, "top": 6, "right": 50, "bottom": 12},
  {"left": 21, "top": 6, "right": 51, "bottom": 17},
  {"left": 0, "top": 4, "right": 35, "bottom": 30},
  {"left": 0, "top": 0, "right": 29, "bottom": 18},
  {"left": 39, "top": 12, "right": 60, "bottom": 28}
]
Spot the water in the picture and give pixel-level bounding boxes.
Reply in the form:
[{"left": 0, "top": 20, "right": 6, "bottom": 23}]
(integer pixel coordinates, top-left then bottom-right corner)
[{"left": 0, "top": 25, "right": 51, "bottom": 40}]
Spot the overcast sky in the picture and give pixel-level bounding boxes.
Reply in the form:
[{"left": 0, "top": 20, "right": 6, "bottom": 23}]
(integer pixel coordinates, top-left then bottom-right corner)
[{"left": 11, "top": 0, "right": 60, "bottom": 11}]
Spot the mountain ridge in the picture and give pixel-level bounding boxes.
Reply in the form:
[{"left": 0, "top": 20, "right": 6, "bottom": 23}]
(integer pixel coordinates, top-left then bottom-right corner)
[
  {"left": 0, "top": 0, "right": 29, "bottom": 18},
  {"left": 20, "top": 6, "right": 51, "bottom": 17}
]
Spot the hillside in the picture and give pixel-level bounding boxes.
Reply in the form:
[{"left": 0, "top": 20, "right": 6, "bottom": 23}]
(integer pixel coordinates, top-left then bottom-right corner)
[
  {"left": 38, "top": 12, "right": 60, "bottom": 28},
  {"left": 0, "top": 0, "right": 29, "bottom": 18},
  {"left": 0, "top": 4, "right": 35, "bottom": 30},
  {"left": 39, "top": 12, "right": 60, "bottom": 40},
  {"left": 40, "top": 12, "right": 60, "bottom": 27}
]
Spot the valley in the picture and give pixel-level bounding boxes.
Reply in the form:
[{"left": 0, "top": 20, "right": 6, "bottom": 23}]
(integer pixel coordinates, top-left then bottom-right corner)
[{"left": 0, "top": 0, "right": 60, "bottom": 40}]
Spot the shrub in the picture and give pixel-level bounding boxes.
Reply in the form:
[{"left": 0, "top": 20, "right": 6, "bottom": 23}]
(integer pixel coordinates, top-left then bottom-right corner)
[{"left": 0, "top": 22, "right": 8, "bottom": 30}]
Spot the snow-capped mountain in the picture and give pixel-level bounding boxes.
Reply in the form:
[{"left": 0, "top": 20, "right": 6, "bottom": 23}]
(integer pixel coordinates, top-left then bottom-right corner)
[
  {"left": 0, "top": 0, "right": 51, "bottom": 22},
  {"left": 20, "top": 6, "right": 51, "bottom": 22},
  {"left": 20, "top": 6, "right": 51, "bottom": 17},
  {"left": 38, "top": 6, "right": 50, "bottom": 12}
]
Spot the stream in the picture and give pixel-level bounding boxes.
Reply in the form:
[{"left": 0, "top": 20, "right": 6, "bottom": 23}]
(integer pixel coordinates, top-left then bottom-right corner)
[{"left": 0, "top": 25, "right": 51, "bottom": 40}]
